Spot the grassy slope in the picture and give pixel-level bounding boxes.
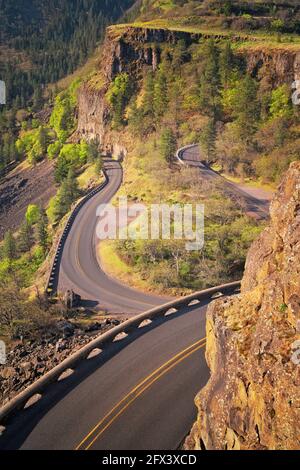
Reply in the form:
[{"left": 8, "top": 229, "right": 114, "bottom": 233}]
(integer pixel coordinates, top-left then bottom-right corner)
[
  {"left": 118, "top": 0, "right": 300, "bottom": 50},
  {"left": 111, "top": 18, "right": 300, "bottom": 50}
]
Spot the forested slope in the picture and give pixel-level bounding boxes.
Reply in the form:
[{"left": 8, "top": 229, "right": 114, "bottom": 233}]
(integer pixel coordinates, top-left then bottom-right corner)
[{"left": 0, "top": 0, "right": 135, "bottom": 106}]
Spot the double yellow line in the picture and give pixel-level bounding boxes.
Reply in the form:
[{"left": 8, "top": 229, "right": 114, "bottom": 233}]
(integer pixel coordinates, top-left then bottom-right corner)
[{"left": 75, "top": 338, "right": 206, "bottom": 450}]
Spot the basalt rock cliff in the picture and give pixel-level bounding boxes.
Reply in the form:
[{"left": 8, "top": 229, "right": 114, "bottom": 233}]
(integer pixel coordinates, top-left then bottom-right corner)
[
  {"left": 185, "top": 162, "right": 300, "bottom": 450},
  {"left": 75, "top": 25, "right": 300, "bottom": 153}
]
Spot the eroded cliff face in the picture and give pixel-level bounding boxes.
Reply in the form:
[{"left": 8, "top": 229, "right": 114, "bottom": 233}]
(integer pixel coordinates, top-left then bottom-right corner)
[
  {"left": 185, "top": 162, "right": 300, "bottom": 451},
  {"left": 75, "top": 25, "right": 300, "bottom": 152},
  {"left": 244, "top": 47, "right": 300, "bottom": 88}
]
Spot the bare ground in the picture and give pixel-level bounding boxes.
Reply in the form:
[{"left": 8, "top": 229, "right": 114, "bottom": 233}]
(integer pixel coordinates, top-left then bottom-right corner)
[{"left": 0, "top": 159, "right": 56, "bottom": 239}]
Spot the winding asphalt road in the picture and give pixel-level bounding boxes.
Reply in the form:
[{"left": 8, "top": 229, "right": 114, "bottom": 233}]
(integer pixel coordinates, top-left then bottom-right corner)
[
  {"left": 180, "top": 145, "right": 272, "bottom": 220},
  {"left": 58, "top": 157, "right": 167, "bottom": 314},
  {"left": 0, "top": 147, "right": 271, "bottom": 450},
  {"left": 0, "top": 302, "right": 210, "bottom": 450}
]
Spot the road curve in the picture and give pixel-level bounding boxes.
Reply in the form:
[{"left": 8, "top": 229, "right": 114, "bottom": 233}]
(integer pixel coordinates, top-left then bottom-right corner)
[
  {"left": 58, "top": 149, "right": 270, "bottom": 314},
  {"left": 0, "top": 301, "right": 210, "bottom": 450},
  {"left": 58, "top": 158, "right": 168, "bottom": 314},
  {"left": 0, "top": 148, "right": 270, "bottom": 450},
  {"left": 180, "top": 145, "right": 272, "bottom": 220}
]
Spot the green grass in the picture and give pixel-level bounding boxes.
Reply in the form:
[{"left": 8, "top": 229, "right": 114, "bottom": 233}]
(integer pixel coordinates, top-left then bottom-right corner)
[
  {"left": 211, "top": 164, "right": 276, "bottom": 192},
  {"left": 77, "top": 163, "right": 103, "bottom": 190},
  {"left": 99, "top": 240, "right": 165, "bottom": 294},
  {"left": 109, "top": 19, "right": 300, "bottom": 50}
]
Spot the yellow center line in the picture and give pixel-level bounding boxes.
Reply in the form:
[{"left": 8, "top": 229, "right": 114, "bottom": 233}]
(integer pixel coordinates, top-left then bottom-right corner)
[
  {"left": 85, "top": 342, "right": 206, "bottom": 451},
  {"left": 75, "top": 338, "right": 206, "bottom": 451}
]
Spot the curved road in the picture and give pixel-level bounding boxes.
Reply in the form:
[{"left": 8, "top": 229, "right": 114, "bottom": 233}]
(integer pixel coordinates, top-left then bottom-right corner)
[
  {"left": 58, "top": 148, "right": 271, "bottom": 313},
  {"left": 180, "top": 145, "right": 271, "bottom": 220},
  {"left": 0, "top": 147, "right": 270, "bottom": 450},
  {"left": 58, "top": 158, "right": 168, "bottom": 314},
  {"left": 0, "top": 302, "right": 210, "bottom": 450}
]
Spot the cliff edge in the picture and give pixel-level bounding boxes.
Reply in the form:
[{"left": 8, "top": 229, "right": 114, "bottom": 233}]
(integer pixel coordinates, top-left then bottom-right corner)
[{"left": 185, "top": 162, "right": 300, "bottom": 450}]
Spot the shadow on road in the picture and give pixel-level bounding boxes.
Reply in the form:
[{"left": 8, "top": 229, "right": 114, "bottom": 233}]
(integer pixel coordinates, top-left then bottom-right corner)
[{"left": 0, "top": 301, "right": 210, "bottom": 450}]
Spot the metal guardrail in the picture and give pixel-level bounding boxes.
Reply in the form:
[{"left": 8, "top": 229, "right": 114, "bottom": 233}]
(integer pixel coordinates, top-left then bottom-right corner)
[
  {"left": 176, "top": 143, "right": 198, "bottom": 166},
  {"left": 45, "top": 145, "right": 196, "bottom": 296},
  {"left": 45, "top": 170, "right": 109, "bottom": 296},
  {"left": 0, "top": 280, "right": 240, "bottom": 425}
]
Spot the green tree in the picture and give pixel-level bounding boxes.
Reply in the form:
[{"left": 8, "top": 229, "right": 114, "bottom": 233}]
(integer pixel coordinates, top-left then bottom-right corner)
[
  {"left": 199, "top": 39, "right": 221, "bottom": 119},
  {"left": 3, "top": 230, "right": 16, "bottom": 261},
  {"left": 154, "top": 67, "right": 168, "bottom": 122},
  {"left": 172, "top": 39, "right": 187, "bottom": 69},
  {"left": 54, "top": 167, "right": 80, "bottom": 220},
  {"left": 47, "top": 140, "right": 62, "bottom": 160},
  {"left": 160, "top": 128, "right": 176, "bottom": 163},
  {"left": 142, "top": 71, "right": 155, "bottom": 117},
  {"left": 18, "top": 220, "right": 34, "bottom": 253},
  {"left": 236, "top": 75, "right": 260, "bottom": 140},
  {"left": 219, "top": 42, "right": 234, "bottom": 87},
  {"left": 95, "top": 157, "right": 103, "bottom": 175},
  {"left": 200, "top": 119, "right": 217, "bottom": 164},
  {"left": 32, "top": 86, "right": 43, "bottom": 112},
  {"left": 37, "top": 209, "right": 49, "bottom": 255},
  {"left": 50, "top": 81, "right": 80, "bottom": 142},
  {"left": 26, "top": 204, "right": 40, "bottom": 225},
  {"left": 106, "top": 73, "right": 132, "bottom": 128},
  {"left": 269, "top": 85, "right": 292, "bottom": 120},
  {"left": 223, "top": 75, "right": 260, "bottom": 141}
]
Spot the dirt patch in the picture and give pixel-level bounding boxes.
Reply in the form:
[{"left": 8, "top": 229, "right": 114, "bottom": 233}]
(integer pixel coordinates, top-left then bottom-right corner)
[{"left": 0, "top": 159, "right": 56, "bottom": 239}]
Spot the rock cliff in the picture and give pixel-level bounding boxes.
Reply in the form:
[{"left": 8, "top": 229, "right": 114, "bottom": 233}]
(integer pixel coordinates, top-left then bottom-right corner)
[
  {"left": 185, "top": 162, "right": 300, "bottom": 450},
  {"left": 75, "top": 25, "right": 300, "bottom": 151}
]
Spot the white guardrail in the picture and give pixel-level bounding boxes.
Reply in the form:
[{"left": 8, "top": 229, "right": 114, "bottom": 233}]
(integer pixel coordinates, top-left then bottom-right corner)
[
  {"left": 47, "top": 145, "right": 197, "bottom": 295},
  {"left": 176, "top": 143, "right": 198, "bottom": 165},
  {"left": 0, "top": 148, "right": 240, "bottom": 425},
  {"left": 0, "top": 280, "right": 241, "bottom": 425}
]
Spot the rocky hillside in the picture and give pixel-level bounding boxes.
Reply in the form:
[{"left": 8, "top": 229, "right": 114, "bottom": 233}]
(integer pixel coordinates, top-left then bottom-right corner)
[
  {"left": 185, "top": 161, "right": 300, "bottom": 450},
  {"left": 75, "top": 23, "right": 300, "bottom": 151},
  {"left": 139, "top": 1, "right": 300, "bottom": 34},
  {"left": 0, "top": 0, "right": 136, "bottom": 106}
]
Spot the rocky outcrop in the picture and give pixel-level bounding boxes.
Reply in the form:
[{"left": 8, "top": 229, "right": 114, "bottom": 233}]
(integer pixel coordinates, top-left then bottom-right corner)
[
  {"left": 76, "top": 25, "right": 300, "bottom": 149},
  {"left": 185, "top": 162, "right": 300, "bottom": 450},
  {"left": 243, "top": 47, "right": 300, "bottom": 87},
  {"left": 0, "top": 318, "right": 122, "bottom": 405}
]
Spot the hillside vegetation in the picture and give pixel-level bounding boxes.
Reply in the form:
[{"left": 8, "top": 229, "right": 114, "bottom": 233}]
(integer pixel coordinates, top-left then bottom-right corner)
[
  {"left": 82, "top": 4, "right": 300, "bottom": 293},
  {"left": 135, "top": 0, "right": 300, "bottom": 46},
  {"left": 0, "top": 0, "right": 135, "bottom": 174}
]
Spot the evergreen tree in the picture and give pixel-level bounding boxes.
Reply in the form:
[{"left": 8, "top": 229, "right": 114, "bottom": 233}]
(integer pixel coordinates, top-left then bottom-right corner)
[
  {"left": 142, "top": 71, "right": 155, "bottom": 117},
  {"left": 160, "top": 128, "right": 177, "bottom": 163},
  {"left": 37, "top": 209, "right": 48, "bottom": 255},
  {"left": 154, "top": 67, "right": 168, "bottom": 123},
  {"left": 219, "top": 42, "right": 234, "bottom": 87},
  {"left": 87, "top": 139, "right": 99, "bottom": 162},
  {"left": 234, "top": 75, "right": 260, "bottom": 140},
  {"left": 199, "top": 39, "right": 221, "bottom": 119},
  {"left": 106, "top": 73, "right": 132, "bottom": 128},
  {"left": 172, "top": 39, "right": 188, "bottom": 69},
  {"left": 37, "top": 126, "right": 48, "bottom": 155},
  {"left": 95, "top": 157, "right": 103, "bottom": 175},
  {"left": 128, "top": 100, "right": 143, "bottom": 136},
  {"left": 56, "top": 167, "right": 80, "bottom": 218},
  {"left": 200, "top": 119, "right": 217, "bottom": 164},
  {"left": 32, "top": 86, "right": 43, "bottom": 112},
  {"left": 18, "top": 220, "right": 34, "bottom": 253},
  {"left": 3, "top": 230, "right": 16, "bottom": 261}
]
